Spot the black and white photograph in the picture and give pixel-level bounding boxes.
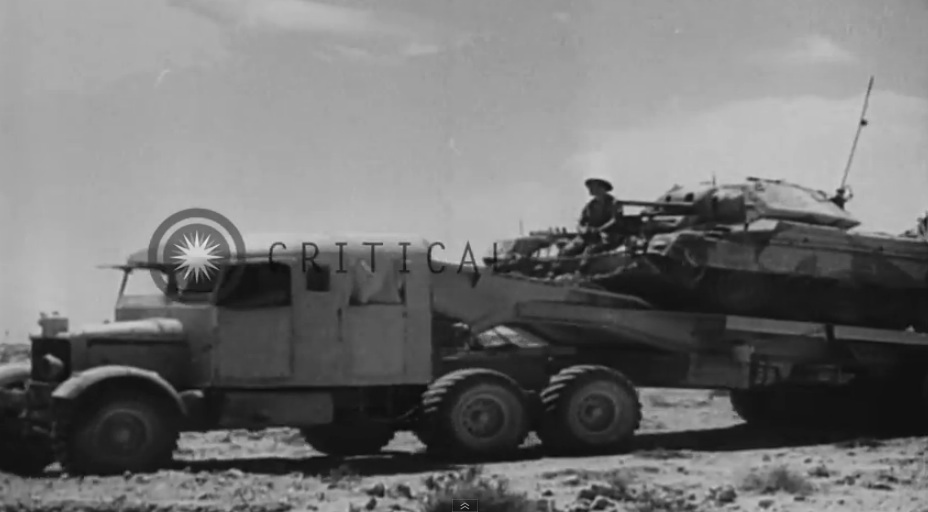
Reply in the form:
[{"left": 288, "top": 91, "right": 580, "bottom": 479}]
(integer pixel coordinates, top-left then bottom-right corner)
[{"left": 2, "top": 1, "right": 927, "bottom": 511}]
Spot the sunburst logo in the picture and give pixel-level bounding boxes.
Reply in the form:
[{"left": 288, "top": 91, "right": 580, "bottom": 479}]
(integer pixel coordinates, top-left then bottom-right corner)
[
  {"left": 172, "top": 231, "right": 224, "bottom": 283},
  {"left": 147, "top": 208, "right": 245, "bottom": 294}
]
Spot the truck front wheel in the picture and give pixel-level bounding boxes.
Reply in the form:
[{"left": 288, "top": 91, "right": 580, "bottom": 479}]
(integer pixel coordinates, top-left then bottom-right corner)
[
  {"left": 56, "top": 389, "right": 179, "bottom": 475},
  {"left": 418, "top": 368, "right": 529, "bottom": 460},
  {"left": 537, "top": 365, "right": 641, "bottom": 455}
]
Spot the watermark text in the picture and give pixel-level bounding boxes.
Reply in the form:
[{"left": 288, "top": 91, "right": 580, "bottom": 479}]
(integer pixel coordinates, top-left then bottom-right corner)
[{"left": 267, "top": 241, "right": 500, "bottom": 274}]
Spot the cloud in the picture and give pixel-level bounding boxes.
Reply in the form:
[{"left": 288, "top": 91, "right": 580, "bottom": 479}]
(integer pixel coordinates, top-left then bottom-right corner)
[
  {"left": 566, "top": 91, "right": 928, "bottom": 232},
  {"left": 402, "top": 42, "right": 443, "bottom": 57},
  {"left": 168, "top": 0, "right": 397, "bottom": 37},
  {"left": 756, "top": 34, "right": 856, "bottom": 65},
  {"left": 167, "top": 0, "right": 468, "bottom": 63}
]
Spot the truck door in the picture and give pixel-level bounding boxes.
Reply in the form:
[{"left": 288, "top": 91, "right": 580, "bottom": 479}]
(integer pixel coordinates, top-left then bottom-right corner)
[
  {"left": 213, "top": 261, "right": 294, "bottom": 384},
  {"left": 342, "top": 256, "right": 410, "bottom": 383}
]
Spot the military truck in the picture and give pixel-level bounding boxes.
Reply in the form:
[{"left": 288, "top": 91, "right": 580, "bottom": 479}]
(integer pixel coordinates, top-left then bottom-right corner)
[
  {"left": 0, "top": 234, "right": 640, "bottom": 475},
  {"left": 3, "top": 232, "right": 928, "bottom": 477}
]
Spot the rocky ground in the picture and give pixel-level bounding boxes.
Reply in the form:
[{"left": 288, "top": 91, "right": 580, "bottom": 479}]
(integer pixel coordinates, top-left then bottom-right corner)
[{"left": 3, "top": 343, "right": 928, "bottom": 512}]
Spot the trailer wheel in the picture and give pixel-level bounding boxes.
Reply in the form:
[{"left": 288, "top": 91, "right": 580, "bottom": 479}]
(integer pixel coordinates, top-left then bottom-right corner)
[
  {"left": 300, "top": 423, "right": 395, "bottom": 456},
  {"left": 0, "top": 369, "right": 55, "bottom": 476},
  {"left": 730, "top": 387, "right": 853, "bottom": 428},
  {"left": 56, "top": 389, "right": 179, "bottom": 475},
  {"left": 418, "top": 368, "right": 529, "bottom": 459},
  {"left": 538, "top": 365, "right": 641, "bottom": 455},
  {"left": 729, "top": 389, "right": 773, "bottom": 425}
]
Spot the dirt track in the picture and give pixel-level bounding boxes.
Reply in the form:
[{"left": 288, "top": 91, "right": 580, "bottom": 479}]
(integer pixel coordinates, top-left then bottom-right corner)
[{"left": 3, "top": 343, "right": 928, "bottom": 512}]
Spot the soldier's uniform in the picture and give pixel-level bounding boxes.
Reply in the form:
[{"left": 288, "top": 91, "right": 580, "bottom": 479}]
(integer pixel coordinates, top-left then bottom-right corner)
[{"left": 561, "top": 178, "right": 625, "bottom": 258}]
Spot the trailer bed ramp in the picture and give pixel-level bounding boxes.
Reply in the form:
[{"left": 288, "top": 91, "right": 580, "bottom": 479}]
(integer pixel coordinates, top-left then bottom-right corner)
[
  {"left": 501, "top": 301, "right": 928, "bottom": 352},
  {"left": 430, "top": 266, "right": 928, "bottom": 353},
  {"left": 430, "top": 267, "right": 649, "bottom": 330}
]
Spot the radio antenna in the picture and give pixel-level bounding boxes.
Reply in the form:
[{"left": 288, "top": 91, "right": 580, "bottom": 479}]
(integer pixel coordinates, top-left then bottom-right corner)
[{"left": 839, "top": 75, "right": 874, "bottom": 190}]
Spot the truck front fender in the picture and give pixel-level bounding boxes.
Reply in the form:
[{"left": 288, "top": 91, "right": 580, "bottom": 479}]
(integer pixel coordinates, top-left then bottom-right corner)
[
  {"left": 52, "top": 365, "right": 187, "bottom": 418},
  {"left": 0, "top": 363, "right": 31, "bottom": 388}
]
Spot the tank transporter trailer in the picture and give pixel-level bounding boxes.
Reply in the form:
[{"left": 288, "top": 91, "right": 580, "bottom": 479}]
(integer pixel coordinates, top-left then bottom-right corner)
[{"left": 2, "top": 233, "right": 928, "bottom": 477}]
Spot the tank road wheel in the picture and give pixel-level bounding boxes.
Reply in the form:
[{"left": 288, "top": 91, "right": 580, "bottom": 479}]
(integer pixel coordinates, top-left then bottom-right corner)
[
  {"left": 0, "top": 367, "right": 55, "bottom": 476},
  {"left": 300, "top": 423, "right": 395, "bottom": 456},
  {"left": 417, "top": 369, "right": 529, "bottom": 460},
  {"left": 537, "top": 365, "right": 641, "bottom": 455},
  {"left": 56, "top": 389, "right": 180, "bottom": 476}
]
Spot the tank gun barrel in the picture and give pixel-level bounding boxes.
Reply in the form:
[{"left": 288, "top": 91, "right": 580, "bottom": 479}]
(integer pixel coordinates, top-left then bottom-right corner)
[{"left": 615, "top": 199, "right": 695, "bottom": 214}]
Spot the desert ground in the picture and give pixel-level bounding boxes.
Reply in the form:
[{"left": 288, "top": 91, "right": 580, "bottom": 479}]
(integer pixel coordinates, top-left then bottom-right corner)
[{"left": 3, "top": 343, "right": 928, "bottom": 512}]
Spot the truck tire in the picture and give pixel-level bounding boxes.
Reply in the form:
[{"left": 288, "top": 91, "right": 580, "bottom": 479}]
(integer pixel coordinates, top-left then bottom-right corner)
[
  {"left": 0, "top": 369, "right": 55, "bottom": 476},
  {"left": 300, "top": 423, "right": 395, "bottom": 456},
  {"left": 537, "top": 365, "right": 641, "bottom": 455},
  {"left": 55, "top": 389, "right": 179, "bottom": 475},
  {"left": 417, "top": 368, "right": 529, "bottom": 460}
]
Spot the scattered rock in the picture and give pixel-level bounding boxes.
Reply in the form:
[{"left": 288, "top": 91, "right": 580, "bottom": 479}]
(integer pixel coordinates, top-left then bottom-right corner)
[
  {"left": 563, "top": 475, "right": 582, "bottom": 486},
  {"left": 569, "top": 499, "right": 592, "bottom": 512},
  {"left": 708, "top": 485, "right": 738, "bottom": 504},
  {"left": 758, "top": 498, "right": 775, "bottom": 509},
  {"left": 223, "top": 469, "right": 245, "bottom": 479},
  {"left": 364, "top": 482, "right": 386, "bottom": 498},
  {"left": 590, "top": 496, "right": 613, "bottom": 510},
  {"left": 808, "top": 465, "right": 832, "bottom": 478},
  {"left": 391, "top": 482, "right": 413, "bottom": 499}
]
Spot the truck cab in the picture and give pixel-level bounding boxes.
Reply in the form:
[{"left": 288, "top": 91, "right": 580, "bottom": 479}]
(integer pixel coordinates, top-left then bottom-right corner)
[{"left": 21, "top": 234, "right": 441, "bottom": 474}]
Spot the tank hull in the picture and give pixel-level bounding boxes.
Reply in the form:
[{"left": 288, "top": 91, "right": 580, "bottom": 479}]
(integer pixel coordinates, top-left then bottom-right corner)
[{"left": 597, "top": 220, "right": 928, "bottom": 330}]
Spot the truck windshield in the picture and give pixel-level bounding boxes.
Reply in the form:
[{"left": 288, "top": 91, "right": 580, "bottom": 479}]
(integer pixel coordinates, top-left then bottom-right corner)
[{"left": 120, "top": 266, "right": 215, "bottom": 304}]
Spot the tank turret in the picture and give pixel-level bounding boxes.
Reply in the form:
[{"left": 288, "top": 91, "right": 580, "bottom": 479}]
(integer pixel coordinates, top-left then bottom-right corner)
[{"left": 623, "top": 178, "right": 861, "bottom": 230}]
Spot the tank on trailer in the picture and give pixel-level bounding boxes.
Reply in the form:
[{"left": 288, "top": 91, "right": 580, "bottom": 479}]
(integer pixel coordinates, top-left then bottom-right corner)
[
  {"left": 489, "top": 177, "right": 928, "bottom": 332},
  {"left": 595, "top": 177, "right": 928, "bottom": 331}
]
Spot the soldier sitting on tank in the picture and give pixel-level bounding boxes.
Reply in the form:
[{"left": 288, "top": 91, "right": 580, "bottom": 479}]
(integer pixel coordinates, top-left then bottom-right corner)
[
  {"left": 829, "top": 185, "right": 853, "bottom": 209},
  {"left": 560, "top": 177, "right": 626, "bottom": 260}
]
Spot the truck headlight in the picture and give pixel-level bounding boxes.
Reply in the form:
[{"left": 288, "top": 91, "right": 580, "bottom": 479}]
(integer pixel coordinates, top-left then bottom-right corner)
[{"left": 35, "top": 354, "right": 65, "bottom": 381}]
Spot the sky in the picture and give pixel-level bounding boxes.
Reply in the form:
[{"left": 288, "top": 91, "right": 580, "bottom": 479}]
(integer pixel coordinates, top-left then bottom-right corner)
[{"left": 1, "top": 0, "right": 927, "bottom": 341}]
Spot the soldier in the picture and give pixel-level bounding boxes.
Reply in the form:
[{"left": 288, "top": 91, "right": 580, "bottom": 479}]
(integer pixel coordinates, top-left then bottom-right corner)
[
  {"left": 830, "top": 185, "right": 853, "bottom": 209},
  {"left": 560, "top": 177, "right": 625, "bottom": 258}
]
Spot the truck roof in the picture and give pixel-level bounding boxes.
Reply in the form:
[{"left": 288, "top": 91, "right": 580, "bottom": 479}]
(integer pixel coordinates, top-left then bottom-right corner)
[{"left": 125, "top": 232, "right": 433, "bottom": 266}]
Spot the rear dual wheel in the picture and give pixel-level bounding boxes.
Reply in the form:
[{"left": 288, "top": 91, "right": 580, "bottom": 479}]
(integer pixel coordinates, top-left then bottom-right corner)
[
  {"left": 417, "top": 369, "right": 530, "bottom": 459},
  {"left": 538, "top": 365, "right": 641, "bottom": 455}
]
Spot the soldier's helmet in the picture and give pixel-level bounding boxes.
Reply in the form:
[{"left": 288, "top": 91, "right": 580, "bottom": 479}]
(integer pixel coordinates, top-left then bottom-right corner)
[{"left": 584, "top": 177, "right": 613, "bottom": 192}]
